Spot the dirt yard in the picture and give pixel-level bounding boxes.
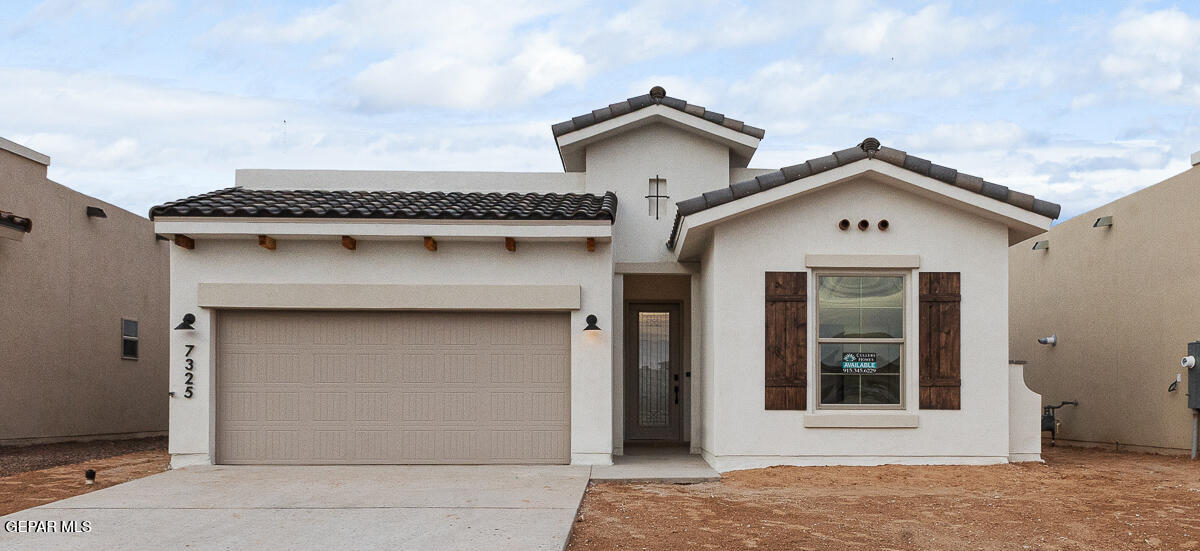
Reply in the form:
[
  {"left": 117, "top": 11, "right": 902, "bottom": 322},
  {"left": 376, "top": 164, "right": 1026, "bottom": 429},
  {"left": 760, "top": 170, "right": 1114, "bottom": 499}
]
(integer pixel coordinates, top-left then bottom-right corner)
[
  {"left": 568, "top": 446, "right": 1200, "bottom": 550},
  {"left": 0, "top": 437, "right": 169, "bottom": 516}
]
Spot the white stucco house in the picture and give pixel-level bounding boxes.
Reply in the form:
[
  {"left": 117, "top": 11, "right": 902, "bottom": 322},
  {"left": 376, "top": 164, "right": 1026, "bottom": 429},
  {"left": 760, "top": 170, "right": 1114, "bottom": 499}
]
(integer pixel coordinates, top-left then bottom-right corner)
[{"left": 152, "top": 87, "right": 1056, "bottom": 471}]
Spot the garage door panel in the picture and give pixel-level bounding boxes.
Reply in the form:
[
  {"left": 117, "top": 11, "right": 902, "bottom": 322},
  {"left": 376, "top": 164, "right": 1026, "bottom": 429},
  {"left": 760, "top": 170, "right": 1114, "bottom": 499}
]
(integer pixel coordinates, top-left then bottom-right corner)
[{"left": 216, "top": 310, "right": 570, "bottom": 464}]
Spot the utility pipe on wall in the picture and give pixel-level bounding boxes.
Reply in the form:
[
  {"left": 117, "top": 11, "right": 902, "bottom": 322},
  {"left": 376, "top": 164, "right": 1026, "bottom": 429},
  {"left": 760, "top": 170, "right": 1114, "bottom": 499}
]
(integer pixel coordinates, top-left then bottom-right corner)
[{"left": 1193, "top": 410, "right": 1198, "bottom": 460}]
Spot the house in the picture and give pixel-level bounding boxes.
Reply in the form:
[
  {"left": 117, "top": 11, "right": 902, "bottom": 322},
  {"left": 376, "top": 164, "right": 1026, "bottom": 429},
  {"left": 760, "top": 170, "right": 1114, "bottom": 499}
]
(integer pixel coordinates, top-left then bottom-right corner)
[
  {"left": 0, "top": 137, "right": 169, "bottom": 445},
  {"left": 151, "top": 87, "right": 1057, "bottom": 470},
  {"left": 1010, "top": 153, "right": 1200, "bottom": 455}
]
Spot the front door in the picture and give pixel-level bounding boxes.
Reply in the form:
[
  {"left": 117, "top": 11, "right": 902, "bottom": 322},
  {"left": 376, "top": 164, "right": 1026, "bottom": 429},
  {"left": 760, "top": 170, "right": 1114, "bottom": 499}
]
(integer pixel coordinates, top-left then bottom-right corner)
[{"left": 624, "top": 303, "right": 682, "bottom": 441}]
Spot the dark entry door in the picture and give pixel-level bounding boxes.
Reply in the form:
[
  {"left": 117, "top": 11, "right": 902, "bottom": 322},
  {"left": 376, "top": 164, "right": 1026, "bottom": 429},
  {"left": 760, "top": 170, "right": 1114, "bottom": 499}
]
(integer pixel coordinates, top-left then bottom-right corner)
[{"left": 624, "top": 303, "right": 682, "bottom": 441}]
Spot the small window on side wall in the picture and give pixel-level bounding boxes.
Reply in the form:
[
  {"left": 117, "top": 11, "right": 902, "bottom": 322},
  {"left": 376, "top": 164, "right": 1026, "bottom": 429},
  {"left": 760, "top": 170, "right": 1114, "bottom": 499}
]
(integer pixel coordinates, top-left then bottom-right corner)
[
  {"left": 121, "top": 319, "right": 138, "bottom": 360},
  {"left": 647, "top": 176, "right": 668, "bottom": 219}
]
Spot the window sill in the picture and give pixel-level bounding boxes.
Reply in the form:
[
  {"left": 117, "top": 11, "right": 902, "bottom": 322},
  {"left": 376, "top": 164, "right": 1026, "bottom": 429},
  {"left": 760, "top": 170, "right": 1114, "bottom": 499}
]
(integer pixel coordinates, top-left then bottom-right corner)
[{"left": 803, "top": 412, "right": 918, "bottom": 428}]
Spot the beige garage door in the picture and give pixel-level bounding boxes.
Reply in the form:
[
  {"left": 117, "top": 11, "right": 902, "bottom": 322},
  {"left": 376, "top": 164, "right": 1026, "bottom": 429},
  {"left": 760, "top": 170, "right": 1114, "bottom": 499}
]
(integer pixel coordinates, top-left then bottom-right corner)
[{"left": 215, "top": 310, "right": 570, "bottom": 464}]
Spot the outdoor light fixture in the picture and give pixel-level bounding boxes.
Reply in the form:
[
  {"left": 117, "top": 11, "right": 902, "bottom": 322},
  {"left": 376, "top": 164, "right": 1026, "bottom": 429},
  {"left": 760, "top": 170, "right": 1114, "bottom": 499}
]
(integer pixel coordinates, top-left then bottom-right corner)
[
  {"left": 86, "top": 206, "right": 107, "bottom": 218},
  {"left": 583, "top": 314, "right": 601, "bottom": 332},
  {"left": 1032, "top": 240, "right": 1049, "bottom": 251},
  {"left": 174, "top": 313, "right": 196, "bottom": 331},
  {"left": 1037, "top": 334, "right": 1057, "bottom": 346},
  {"left": 84, "top": 469, "right": 95, "bottom": 485},
  {"left": 1093, "top": 216, "right": 1113, "bottom": 228}
]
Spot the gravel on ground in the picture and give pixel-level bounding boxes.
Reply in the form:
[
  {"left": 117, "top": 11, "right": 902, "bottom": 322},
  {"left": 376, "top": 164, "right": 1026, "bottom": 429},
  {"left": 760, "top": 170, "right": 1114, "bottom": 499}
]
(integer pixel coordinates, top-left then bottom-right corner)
[
  {"left": 0, "top": 436, "right": 166, "bottom": 478},
  {"left": 567, "top": 446, "right": 1200, "bottom": 551},
  {"left": 0, "top": 438, "right": 169, "bottom": 516}
]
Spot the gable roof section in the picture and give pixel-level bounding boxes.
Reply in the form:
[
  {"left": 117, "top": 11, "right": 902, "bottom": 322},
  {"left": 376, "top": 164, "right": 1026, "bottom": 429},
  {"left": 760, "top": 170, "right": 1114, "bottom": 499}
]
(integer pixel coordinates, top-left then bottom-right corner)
[
  {"left": 150, "top": 187, "right": 618, "bottom": 223},
  {"left": 667, "top": 138, "right": 1061, "bottom": 250},
  {"left": 551, "top": 86, "right": 766, "bottom": 141},
  {"left": 0, "top": 209, "right": 32, "bottom": 233},
  {"left": 552, "top": 87, "right": 765, "bottom": 172}
]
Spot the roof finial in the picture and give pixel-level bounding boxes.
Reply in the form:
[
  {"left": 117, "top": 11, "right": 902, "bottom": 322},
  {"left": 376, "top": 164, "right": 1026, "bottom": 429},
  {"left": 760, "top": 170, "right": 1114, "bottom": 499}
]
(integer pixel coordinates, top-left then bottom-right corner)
[
  {"left": 649, "top": 86, "right": 666, "bottom": 100},
  {"left": 859, "top": 137, "right": 881, "bottom": 158}
]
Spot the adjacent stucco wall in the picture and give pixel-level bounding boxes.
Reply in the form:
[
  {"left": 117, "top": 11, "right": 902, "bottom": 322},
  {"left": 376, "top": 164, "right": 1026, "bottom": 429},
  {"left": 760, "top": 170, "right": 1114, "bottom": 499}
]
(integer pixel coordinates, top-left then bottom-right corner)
[
  {"left": 166, "top": 236, "right": 613, "bottom": 467},
  {"left": 1010, "top": 164, "right": 1200, "bottom": 453},
  {"left": 584, "top": 123, "right": 730, "bottom": 263},
  {"left": 701, "top": 176, "right": 1013, "bottom": 469},
  {"left": 0, "top": 148, "right": 169, "bottom": 444}
]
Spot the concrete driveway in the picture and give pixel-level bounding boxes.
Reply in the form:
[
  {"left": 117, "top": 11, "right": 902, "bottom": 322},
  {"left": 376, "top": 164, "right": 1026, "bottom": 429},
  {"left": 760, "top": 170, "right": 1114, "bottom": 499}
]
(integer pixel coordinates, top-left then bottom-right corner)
[{"left": 0, "top": 464, "right": 590, "bottom": 550}]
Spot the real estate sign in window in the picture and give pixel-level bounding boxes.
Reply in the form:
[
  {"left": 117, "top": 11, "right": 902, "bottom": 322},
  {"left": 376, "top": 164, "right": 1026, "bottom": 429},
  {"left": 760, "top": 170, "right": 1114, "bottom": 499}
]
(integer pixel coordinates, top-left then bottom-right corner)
[{"left": 817, "top": 275, "right": 904, "bottom": 407}]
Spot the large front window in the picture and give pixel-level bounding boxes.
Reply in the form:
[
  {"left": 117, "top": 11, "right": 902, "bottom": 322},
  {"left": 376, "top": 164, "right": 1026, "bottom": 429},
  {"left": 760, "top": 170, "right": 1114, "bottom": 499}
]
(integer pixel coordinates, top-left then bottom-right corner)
[{"left": 817, "top": 275, "right": 904, "bottom": 407}]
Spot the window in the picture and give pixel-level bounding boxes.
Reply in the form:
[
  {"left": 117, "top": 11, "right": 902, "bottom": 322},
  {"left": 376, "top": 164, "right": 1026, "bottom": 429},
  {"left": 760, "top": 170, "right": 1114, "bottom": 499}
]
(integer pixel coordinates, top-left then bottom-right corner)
[
  {"left": 121, "top": 319, "right": 138, "bottom": 360},
  {"left": 646, "top": 176, "right": 668, "bottom": 219},
  {"left": 817, "top": 275, "right": 904, "bottom": 407}
]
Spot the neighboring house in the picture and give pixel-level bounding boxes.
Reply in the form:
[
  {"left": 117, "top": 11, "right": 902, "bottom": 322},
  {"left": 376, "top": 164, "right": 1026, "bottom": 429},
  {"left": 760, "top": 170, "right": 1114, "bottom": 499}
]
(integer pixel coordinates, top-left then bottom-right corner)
[
  {"left": 1011, "top": 154, "right": 1200, "bottom": 455},
  {"left": 0, "top": 137, "right": 169, "bottom": 445},
  {"left": 152, "top": 87, "right": 1058, "bottom": 470}
]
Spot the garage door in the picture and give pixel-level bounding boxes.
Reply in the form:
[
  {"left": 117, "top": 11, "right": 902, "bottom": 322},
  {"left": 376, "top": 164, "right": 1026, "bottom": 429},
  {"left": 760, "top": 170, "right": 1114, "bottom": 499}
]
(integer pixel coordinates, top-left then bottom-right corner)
[{"left": 215, "top": 310, "right": 570, "bottom": 464}]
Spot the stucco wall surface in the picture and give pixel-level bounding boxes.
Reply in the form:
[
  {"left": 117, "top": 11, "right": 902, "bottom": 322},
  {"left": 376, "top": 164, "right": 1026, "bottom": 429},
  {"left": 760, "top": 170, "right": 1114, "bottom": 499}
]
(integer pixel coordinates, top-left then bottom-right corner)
[
  {"left": 166, "top": 236, "right": 613, "bottom": 467},
  {"left": 0, "top": 149, "right": 169, "bottom": 443},
  {"left": 701, "top": 177, "right": 1014, "bottom": 469},
  {"left": 584, "top": 124, "right": 730, "bottom": 263},
  {"left": 1010, "top": 165, "right": 1200, "bottom": 453}
]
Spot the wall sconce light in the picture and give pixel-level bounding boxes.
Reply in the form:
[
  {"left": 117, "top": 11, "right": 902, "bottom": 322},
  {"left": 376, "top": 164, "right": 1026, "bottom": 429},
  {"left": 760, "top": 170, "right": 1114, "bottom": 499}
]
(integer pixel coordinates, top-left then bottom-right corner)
[
  {"left": 1032, "top": 240, "right": 1049, "bottom": 251},
  {"left": 1093, "top": 216, "right": 1113, "bottom": 228},
  {"left": 1037, "top": 334, "right": 1057, "bottom": 346},
  {"left": 86, "top": 206, "right": 107, "bottom": 218},
  {"left": 174, "top": 313, "right": 196, "bottom": 331},
  {"left": 583, "top": 314, "right": 601, "bottom": 332}
]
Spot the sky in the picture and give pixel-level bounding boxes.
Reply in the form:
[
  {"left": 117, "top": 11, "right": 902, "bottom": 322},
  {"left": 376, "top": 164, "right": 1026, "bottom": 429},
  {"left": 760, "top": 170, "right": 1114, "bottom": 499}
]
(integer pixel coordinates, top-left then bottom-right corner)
[{"left": 4, "top": 0, "right": 1200, "bottom": 222}]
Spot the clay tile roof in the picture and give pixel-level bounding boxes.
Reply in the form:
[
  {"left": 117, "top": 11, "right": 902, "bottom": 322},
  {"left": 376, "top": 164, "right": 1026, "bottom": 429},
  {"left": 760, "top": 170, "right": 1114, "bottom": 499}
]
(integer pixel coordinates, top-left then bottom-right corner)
[
  {"left": 667, "top": 138, "right": 1062, "bottom": 249},
  {"left": 0, "top": 209, "right": 32, "bottom": 233},
  {"left": 149, "top": 188, "right": 619, "bottom": 223},
  {"left": 551, "top": 86, "right": 766, "bottom": 140}
]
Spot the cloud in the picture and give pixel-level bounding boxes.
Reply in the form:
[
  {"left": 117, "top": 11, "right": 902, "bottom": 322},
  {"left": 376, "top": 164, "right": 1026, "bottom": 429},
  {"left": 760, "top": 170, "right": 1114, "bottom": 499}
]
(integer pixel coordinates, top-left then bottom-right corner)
[
  {"left": 352, "top": 31, "right": 588, "bottom": 111},
  {"left": 1100, "top": 8, "right": 1200, "bottom": 102},
  {"left": 124, "top": 0, "right": 173, "bottom": 24},
  {"left": 901, "top": 122, "right": 1030, "bottom": 152},
  {"left": 821, "top": 3, "right": 1019, "bottom": 60}
]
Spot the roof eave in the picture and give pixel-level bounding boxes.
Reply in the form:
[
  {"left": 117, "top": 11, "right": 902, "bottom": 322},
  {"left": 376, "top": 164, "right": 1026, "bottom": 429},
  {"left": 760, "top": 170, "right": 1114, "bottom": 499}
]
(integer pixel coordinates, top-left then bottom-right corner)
[
  {"left": 555, "top": 105, "right": 761, "bottom": 172},
  {"left": 154, "top": 218, "right": 615, "bottom": 241},
  {"left": 670, "top": 159, "right": 1054, "bottom": 259}
]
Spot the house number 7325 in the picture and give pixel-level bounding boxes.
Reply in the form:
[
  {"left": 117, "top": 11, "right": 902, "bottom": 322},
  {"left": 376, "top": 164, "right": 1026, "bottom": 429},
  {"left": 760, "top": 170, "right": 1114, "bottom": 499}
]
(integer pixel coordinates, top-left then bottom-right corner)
[{"left": 183, "top": 344, "right": 195, "bottom": 399}]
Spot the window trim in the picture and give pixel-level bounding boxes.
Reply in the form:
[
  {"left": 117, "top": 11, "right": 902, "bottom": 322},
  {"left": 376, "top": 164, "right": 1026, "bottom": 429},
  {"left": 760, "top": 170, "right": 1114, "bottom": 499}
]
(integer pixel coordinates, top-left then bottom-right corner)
[
  {"left": 813, "top": 271, "right": 907, "bottom": 410},
  {"left": 121, "top": 318, "right": 139, "bottom": 361}
]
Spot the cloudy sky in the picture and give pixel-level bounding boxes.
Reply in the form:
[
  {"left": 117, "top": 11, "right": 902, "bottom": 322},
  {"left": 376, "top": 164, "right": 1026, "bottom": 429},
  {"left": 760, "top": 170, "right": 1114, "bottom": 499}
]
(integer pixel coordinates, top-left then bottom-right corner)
[{"left": 4, "top": 0, "right": 1200, "bottom": 221}]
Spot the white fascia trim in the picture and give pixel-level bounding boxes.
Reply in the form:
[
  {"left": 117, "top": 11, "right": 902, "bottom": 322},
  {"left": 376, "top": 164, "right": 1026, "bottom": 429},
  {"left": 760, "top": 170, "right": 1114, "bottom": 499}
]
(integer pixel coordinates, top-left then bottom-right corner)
[
  {"left": 0, "top": 137, "right": 50, "bottom": 166},
  {"left": 673, "top": 159, "right": 1052, "bottom": 258},
  {"left": 154, "top": 219, "right": 612, "bottom": 240},
  {"left": 198, "top": 283, "right": 582, "bottom": 311},
  {"left": 805, "top": 254, "right": 920, "bottom": 269},
  {"left": 614, "top": 261, "right": 698, "bottom": 274},
  {"left": 555, "top": 105, "right": 760, "bottom": 172}
]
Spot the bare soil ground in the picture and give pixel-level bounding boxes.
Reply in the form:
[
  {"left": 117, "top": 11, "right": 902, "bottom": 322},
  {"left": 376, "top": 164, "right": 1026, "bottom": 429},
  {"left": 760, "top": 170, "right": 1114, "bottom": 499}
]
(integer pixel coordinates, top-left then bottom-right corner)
[
  {"left": 0, "top": 438, "right": 169, "bottom": 516},
  {"left": 568, "top": 446, "right": 1200, "bottom": 550}
]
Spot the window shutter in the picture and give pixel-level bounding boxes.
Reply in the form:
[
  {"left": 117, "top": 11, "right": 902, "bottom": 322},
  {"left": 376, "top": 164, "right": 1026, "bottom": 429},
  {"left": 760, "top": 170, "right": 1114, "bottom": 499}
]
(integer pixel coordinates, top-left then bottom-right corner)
[
  {"left": 919, "top": 272, "right": 961, "bottom": 409},
  {"left": 765, "top": 272, "right": 806, "bottom": 410}
]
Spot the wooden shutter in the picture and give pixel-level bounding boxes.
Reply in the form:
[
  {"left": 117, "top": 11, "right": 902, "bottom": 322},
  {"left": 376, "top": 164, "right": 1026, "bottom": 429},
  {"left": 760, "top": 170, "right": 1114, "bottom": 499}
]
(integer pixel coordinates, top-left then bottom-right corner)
[
  {"left": 765, "top": 272, "right": 807, "bottom": 410},
  {"left": 919, "top": 272, "right": 961, "bottom": 409}
]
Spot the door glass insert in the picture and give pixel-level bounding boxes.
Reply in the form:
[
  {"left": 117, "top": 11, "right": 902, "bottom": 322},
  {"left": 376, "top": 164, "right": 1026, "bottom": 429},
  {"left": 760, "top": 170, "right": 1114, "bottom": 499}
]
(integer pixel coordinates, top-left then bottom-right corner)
[{"left": 637, "top": 312, "right": 671, "bottom": 427}]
